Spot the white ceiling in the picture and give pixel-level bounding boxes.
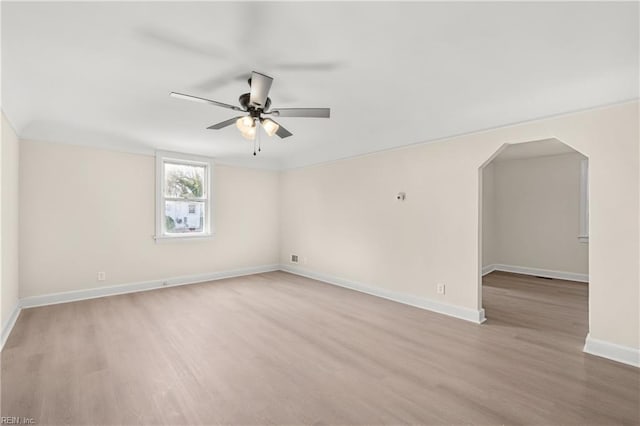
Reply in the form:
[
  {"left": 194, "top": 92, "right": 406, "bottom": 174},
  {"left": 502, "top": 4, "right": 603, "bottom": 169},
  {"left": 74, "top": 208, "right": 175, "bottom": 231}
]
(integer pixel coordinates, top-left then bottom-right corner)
[
  {"left": 493, "top": 139, "right": 579, "bottom": 162},
  {"left": 2, "top": 2, "right": 638, "bottom": 169}
]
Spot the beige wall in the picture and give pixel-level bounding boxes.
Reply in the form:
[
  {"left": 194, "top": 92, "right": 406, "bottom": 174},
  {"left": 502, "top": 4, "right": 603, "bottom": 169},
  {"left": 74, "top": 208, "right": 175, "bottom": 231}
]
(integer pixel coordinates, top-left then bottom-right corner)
[
  {"left": 280, "top": 102, "right": 639, "bottom": 349},
  {"left": 1, "top": 112, "right": 20, "bottom": 329},
  {"left": 19, "top": 140, "right": 279, "bottom": 298},
  {"left": 483, "top": 152, "right": 588, "bottom": 275}
]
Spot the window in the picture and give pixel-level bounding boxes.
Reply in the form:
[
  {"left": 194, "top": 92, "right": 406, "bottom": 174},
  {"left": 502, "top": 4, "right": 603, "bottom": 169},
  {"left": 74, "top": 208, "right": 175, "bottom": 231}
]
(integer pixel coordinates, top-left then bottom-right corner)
[
  {"left": 578, "top": 158, "right": 589, "bottom": 243},
  {"left": 156, "top": 151, "right": 213, "bottom": 240}
]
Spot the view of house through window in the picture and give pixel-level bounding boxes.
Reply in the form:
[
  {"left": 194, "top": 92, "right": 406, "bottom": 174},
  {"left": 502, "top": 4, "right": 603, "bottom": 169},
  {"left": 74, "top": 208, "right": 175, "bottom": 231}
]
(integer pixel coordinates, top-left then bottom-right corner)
[
  {"left": 156, "top": 152, "right": 212, "bottom": 239},
  {"left": 164, "top": 162, "right": 205, "bottom": 233}
]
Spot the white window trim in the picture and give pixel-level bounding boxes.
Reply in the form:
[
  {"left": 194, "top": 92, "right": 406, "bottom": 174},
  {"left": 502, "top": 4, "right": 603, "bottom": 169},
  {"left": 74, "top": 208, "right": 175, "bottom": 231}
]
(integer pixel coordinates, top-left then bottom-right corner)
[
  {"left": 578, "top": 158, "right": 589, "bottom": 244},
  {"left": 155, "top": 151, "right": 214, "bottom": 242}
]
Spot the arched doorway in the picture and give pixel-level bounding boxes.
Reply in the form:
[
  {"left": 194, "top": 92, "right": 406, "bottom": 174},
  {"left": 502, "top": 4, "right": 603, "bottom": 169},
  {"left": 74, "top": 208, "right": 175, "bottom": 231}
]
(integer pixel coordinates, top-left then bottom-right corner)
[{"left": 478, "top": 138, "right": 589, "bottom": 342}]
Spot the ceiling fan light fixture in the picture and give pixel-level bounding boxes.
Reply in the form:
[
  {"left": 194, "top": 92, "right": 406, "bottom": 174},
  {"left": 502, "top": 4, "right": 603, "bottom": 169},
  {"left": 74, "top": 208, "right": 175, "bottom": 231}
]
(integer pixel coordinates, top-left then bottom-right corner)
[
  {"left": 240, "top": 125, "right": 256, "bottom": 140},
  {"left": 236, "top": 116, "right": 254, "bottom": 131},
  {"left": 261, "top": 118, "right": 280, "bottom": 137},
  {"left": 236, "top": 116, "right": 257, "bottom": 140}
]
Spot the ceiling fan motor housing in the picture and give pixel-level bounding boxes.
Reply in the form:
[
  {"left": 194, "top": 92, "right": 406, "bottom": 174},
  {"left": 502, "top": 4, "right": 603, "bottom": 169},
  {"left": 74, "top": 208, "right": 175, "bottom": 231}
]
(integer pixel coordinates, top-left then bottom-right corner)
[{"left": 239, "top": 93, "right": 271, "bottom": 113}]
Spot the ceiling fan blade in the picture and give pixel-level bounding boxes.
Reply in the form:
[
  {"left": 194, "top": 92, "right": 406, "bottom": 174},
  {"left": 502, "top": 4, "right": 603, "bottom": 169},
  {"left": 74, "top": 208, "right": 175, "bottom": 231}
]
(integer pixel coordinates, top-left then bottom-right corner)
[
  {"left": 249, "top": 71, "right": 273, "bottom": 108},
  {"left": 170, "top": 92, "right": 243, "bottom": 111},
  {"left": 207, "top": 116, "right": 244, "bottom": 130},
  {"left": 271, "top": 108, "right": 330, "bottom": 118},
  {"left": 273, "top": 121, "right": 293, "bottom": 139}
]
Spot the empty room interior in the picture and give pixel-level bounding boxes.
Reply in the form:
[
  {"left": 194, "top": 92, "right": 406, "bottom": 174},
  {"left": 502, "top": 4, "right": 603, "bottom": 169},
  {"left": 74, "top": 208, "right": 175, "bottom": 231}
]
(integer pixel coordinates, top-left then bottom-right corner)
[{"left": 1, "top": 1, "right": 639, "bottom": 425}]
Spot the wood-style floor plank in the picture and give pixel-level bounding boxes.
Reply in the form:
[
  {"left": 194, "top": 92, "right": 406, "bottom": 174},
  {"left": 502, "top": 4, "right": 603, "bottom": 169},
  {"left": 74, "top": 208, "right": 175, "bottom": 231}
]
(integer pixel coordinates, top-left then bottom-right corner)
[{"left": 2, "top": 271, "right": 638, "bottom": 425}]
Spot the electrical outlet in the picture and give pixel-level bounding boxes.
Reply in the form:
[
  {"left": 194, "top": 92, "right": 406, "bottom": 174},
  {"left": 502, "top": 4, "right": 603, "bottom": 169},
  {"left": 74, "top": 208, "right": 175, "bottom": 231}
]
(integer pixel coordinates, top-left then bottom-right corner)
[
  {"left": 97, "top": 272, "right": 106, "bottom": 281},
  {"left": 291, "top": 254, "right": 299, "bottom": 264},
  {"left": 437, "top": 283, "right": 445, "bottom": 295}
]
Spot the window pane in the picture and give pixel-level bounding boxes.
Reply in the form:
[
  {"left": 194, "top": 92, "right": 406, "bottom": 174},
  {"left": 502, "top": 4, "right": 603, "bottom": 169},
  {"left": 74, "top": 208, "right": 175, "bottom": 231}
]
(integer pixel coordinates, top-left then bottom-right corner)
[
  {"left": 164, "top": 162, "right": 205, "bottom": 199},
  {"left": 165, "top": 201, "right": 205, "bottom": 234}
]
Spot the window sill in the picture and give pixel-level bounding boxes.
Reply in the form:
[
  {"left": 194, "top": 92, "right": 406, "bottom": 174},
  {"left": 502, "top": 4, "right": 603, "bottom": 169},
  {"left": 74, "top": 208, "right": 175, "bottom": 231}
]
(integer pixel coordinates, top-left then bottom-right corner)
[
  {"left": 154, "top": 233, "right": 213, "bottom": 243},
  {"left": 578, "top": 235, "right": 589, "bottom": 244}
]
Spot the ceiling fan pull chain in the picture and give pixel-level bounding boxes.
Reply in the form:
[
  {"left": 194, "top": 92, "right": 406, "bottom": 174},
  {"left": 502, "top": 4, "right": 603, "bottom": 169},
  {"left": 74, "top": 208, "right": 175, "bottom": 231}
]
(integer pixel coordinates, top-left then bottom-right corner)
[{"left": 253, "top": 119, "right": 258, "bottom": 156}]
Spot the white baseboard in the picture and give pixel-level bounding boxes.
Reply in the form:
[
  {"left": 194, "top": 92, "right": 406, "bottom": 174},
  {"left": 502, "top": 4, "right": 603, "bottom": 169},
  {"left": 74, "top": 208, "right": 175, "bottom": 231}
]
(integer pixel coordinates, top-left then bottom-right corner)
[
  {"left": 583, "top": 333, "right": 639, "bottom": 368},
  {"left": 281, "top": 264, "right": 486, "bottom": 324},
  {"left": 482, "top": 264, "right": 497, "bottom": 276},
  {"left": 1, "top": 302, "right": 22, "bottom": 351},
  {"left": 482, "top": 263, "right": 588, "bottom": 283},
  {"left": 20, "top": 264, "right": 280, "bottom": 309}
]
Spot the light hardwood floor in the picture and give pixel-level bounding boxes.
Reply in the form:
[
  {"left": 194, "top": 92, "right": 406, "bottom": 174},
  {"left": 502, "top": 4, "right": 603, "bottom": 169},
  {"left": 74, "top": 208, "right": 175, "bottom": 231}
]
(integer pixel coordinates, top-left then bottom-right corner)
[{"left": 2, "top": 271, "right": 639, "bottom": 425}]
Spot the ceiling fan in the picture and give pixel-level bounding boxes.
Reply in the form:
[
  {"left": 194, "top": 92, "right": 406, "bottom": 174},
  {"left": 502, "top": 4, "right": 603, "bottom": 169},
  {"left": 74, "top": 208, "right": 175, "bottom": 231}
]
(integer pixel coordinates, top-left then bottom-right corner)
[{"left": 170, "top": 71, "right": 330, "bottom": 155}]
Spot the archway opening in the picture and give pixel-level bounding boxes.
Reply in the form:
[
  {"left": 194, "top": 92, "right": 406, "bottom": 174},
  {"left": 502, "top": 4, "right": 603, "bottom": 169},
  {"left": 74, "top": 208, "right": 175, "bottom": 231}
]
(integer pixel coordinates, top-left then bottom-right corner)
[{"left": 478, "top": 138, "right": 589, "bottom": 343}]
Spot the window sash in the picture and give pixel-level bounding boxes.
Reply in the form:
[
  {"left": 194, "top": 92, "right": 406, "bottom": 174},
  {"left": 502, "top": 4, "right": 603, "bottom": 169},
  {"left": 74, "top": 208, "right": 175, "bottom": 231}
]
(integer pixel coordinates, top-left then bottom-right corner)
[
  {"left": 164, "top": 200, "right": 206, "bottom": 234},
  {"left": 163, "top": 160, "right": 207, "bottom": 199}
]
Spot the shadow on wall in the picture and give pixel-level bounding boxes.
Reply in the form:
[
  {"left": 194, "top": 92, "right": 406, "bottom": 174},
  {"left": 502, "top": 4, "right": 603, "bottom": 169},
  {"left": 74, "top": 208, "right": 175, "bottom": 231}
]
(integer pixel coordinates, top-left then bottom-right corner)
[{"left": 20, "top": 119, "right": 158, "bottom": 155}]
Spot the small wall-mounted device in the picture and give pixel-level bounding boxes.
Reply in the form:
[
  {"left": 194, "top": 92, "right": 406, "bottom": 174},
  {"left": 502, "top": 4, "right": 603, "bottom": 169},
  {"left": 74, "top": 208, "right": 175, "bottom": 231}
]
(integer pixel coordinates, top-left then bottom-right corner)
[
  {"left": 396, "top": 192, "right": 406, "bottom": 201},
  {"left": 291, "top": 254, "right": 299, "bottom": 263}
]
